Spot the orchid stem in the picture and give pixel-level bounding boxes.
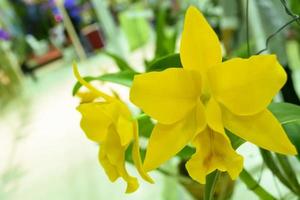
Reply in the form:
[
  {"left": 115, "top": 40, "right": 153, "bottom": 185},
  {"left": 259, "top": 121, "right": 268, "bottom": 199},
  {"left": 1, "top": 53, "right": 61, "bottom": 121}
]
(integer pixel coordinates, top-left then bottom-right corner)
[
  {"left": 240, "top": 169, "right": 277, "bottom": 200},
  {"left": 204, "top": 170, "right": 220, "bottom": 200}
]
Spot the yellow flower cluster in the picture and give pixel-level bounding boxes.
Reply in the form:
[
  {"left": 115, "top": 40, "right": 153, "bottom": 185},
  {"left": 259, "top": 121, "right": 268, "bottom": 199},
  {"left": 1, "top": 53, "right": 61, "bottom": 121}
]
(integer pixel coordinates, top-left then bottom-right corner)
[
  {"left": 73, "top": 6, "right": 297, "bottom": 192},
  {"left": 73, "top": 64, "right": 153, "bottom": 193}
]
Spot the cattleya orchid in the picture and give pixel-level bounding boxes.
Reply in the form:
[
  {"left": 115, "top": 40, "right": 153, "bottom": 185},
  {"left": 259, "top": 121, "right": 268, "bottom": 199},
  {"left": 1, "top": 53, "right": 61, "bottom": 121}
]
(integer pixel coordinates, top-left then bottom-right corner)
[
  {"left": 130, "top": 6, "right": 297, "bottom": 183},
  {"left": 73, "top": 64, "right": 153, "bottom": 193}
]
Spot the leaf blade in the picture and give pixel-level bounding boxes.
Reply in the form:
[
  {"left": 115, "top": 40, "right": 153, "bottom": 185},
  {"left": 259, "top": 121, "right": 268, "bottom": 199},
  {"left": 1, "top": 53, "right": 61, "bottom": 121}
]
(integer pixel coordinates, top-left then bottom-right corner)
[{"left": 147, "top": 53, "right": 182, "bottom": 71}]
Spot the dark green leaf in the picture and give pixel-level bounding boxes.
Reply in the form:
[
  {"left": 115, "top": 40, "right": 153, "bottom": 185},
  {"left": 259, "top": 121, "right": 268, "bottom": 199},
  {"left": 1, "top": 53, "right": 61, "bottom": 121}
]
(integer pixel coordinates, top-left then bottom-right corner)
[
  {"left": 153, "top": 5, "right": 178, "bottom": 58},
  {"left": 104, "top": 51, "right": 135, "bottom": 72},
  {"left": 147, "top": 53, "right": 182, "bottom": 71},
  {"left": 268, "top": 102, "right": 300, "bottom": 158},
  {"left": 282, "top": 122, "right": 300, "bottom": 159},
  {"left": 226, "top": 130, "right": 245, "bottom": 150},
  {"left": 176, "top": 146, "right": 195, "bottom": 160},
  {"left": 154, "top": 7, "right": 168, "bottom": 57},
  {"left": 72, "top": 71, "right": 137, "bottom": 96},
  {"left": 125, "top": 143, "right": 146, "bottom": 164},
  {"left": 137, "top": 115, "right": 154, "bottom": 138},
  {"left": 125, "top": 143, "right": 134, "bottom": 163},
  {"left": 268, "top": 102, "right": 300, "bottom": 124}
]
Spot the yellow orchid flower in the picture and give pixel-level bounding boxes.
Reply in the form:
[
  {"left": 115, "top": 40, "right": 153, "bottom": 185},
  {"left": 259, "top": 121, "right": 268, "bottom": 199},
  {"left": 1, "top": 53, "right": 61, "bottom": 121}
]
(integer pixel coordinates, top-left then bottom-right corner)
[
  {"left": 130, "top": 6, "right": 297, "bottom": 184},
  {"left": 73, "top": 64, "right": 153, "bottom": 193}
]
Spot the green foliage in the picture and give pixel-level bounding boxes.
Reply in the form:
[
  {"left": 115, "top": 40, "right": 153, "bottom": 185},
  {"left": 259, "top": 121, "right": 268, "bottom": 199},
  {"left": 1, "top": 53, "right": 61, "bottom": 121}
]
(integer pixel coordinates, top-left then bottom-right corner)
[
  {"left": 119, "top": 5, "right": 151, "bottom": 51},
  {"left": 72, "top": 71, "right": 137, "bottom": 96},
  {"left": 269, "top": 102, "right": 300, "bottom": 158},
  {"left": 204, "top": 171, "right": 220, "bottom": 200},
  {"left": 239, "top": 169, "right": 276, "bottom": 200},
  {"left": 137, "top": 114, "right": 154, "bottom": 138},
  {"left": 147, "top": 53, "right": 181, "bottom": 71},
  {"left": 268, "top": 102, "right": 300, "bottom": 125},
  {"left": 176, "top": 146, "right": 196, "bottom": 160},
  {"left": 260, "top": 149, "right": 300, "bottom": 195},
  {"left": 154, "top": 7, "right": 178, "bottom": 58},
  {"left": 104, "top": 51, "right": 135, "bottom": 72},
  {"left": 0, "top": 166, "right": 24, "bottom": 199},
  {"left": 282, "top": 122, "right": 300, "bottom": 158},
  {"left": 226, "top": 130, "right": 245, "bottom": 150}
]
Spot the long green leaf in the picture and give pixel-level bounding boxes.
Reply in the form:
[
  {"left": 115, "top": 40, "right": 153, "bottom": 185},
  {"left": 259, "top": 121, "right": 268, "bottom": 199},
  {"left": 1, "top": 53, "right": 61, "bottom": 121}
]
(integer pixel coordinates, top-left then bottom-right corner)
[
  {"left": 154, "top": 6, "right": 168, "bottom": 57},
  {"left": 147, "top": 53, "right": 181, "bottom": 71},
  {"left": 72, "top": 71, "right": 137, "bottom": 95},
  {"left": 176, "top": 146, "right": 195, "bottom": 160},
  {"left": 226, "top": 130, "right": 245, "bottom": 150},
  {"left": 104, "top": 51, "right": 135, "bottom": 72},
  {"left": 281, "top": 122, "right": 300, "bottom": 159},
  {"left": 268, "top": 102, "right": 300, "bottom": 157},
  {"left": 268, "top": 102, "right": 300, "bottom": 124}
]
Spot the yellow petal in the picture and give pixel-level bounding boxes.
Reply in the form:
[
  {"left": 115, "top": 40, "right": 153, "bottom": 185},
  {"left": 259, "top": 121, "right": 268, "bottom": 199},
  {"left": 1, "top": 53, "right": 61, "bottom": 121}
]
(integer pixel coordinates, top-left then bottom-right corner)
[
  {"left": 99, "top": 149, "right": 119, "bottom": 182},
  {"left": 130, "top": 68, "right": 201, "bottom": 124},
  {"left": 223, "top": 108, "right": 297, "bottom": 155},
  {"left": 77, "top": 102, "right": 112, "bottom": 142},
  {"left": 195, "top": 101, "right": 207, "bottom": 133},
  {"left": 186, "top": 128, "right": 243, "bottom": 184},
  {"left": 205, "top": 98, "right": 225, "bottom": 134},
  {"left": 100, "top": 127, "right": 139, "bottom": 193},
  {"left": 104, "top": 127, "right": 126, "bottom": 165},
  {"left": 76, "top": 91, "right": 98, "bottom": 103},
  {"left": 131, "top": 120, "right": 154, "bottom": 183},
  {"left": 143, "top": 107, "right": 205, "bottom": 171},
  {"left": 115, "top": 161, "right": 139, "bottom": 193},
  {"left": 116, "top": 116, "right": 134, "bottom": 146},
  {"left": 112, "top": 101, "right": 135, "bottom": 146},
  {"left": 180, "top": 6, "right": 222, "bottom": 74},
  {"left": 208, "top": 55, "right": 287, "bottom": 116},
  {"left": 99, "top": 149, "right": 139, "bottom": 193}
]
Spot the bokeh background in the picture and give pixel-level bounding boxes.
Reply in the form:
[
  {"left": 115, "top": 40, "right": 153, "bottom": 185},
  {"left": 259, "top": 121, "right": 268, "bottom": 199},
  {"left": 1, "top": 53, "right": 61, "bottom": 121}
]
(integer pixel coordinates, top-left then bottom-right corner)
[{"left": 1, "top": 0, "right": 300, "bottom": 199}]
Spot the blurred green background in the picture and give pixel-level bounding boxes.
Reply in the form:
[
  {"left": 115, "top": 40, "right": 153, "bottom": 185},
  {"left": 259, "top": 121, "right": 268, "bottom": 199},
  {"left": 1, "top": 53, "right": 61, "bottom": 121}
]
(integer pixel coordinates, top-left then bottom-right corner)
[{"left": 1, "top": 0, "right": 300, "bottom": 199}]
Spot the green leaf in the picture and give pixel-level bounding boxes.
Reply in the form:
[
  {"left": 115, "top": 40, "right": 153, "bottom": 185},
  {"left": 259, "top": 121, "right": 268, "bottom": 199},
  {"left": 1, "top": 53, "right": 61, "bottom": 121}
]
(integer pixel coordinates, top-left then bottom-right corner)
[
  {"left": 154, "top": 7, "right": 168, "bottom": 57},
  {"left": 72, "top": 71, "right": 137, "bottom": 96},
  {"left": 176, "top": 146, "right": 195, "bottom": 160},
  {"left": 147, "top": 53, "right": 182, "bottom": 71},
  {"left": 281, "top": 122, "right": 300, "bottom": 159},
  {"left": 226, "top": 130, "right": 245, "bottom": 150},
  {"left": 269, "top": 102, "right": 300, "bottom": 159},
  {"left": 104, "top": 51, "right": 135, "bottom": 72},
  {"left": 268, "top": 102, "right": 300, "bottom": 125},
  {"left": 137, "top": 114, "right": 154, "bottom": 138},
  {"left": 125, "top": 143, "right": 134, "bottom": 164}
]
